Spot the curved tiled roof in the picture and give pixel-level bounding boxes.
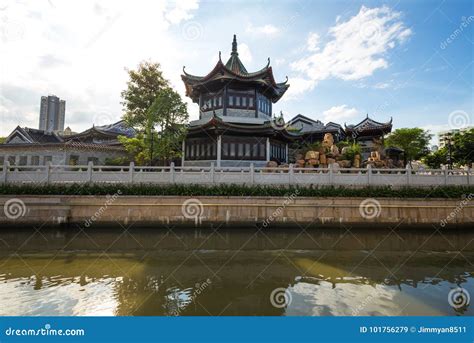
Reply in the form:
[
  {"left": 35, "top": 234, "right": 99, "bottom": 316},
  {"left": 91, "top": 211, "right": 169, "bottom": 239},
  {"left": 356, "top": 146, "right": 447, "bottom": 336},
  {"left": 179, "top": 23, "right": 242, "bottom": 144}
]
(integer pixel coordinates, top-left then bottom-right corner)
[{"left": 182, "top": 35, "right": 289, "bottom": 103}]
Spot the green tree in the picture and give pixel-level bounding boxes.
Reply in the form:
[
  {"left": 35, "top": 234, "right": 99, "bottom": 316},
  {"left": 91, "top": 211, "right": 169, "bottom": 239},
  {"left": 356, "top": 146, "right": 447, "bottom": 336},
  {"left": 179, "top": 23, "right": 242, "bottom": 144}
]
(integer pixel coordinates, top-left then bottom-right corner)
[
  {"left": 121, "top": 61, "right": 168, "bottom": 130},
  {"left": 0, "top": 137, "right": 6, "bottom": 144},
  {"left": 452, "top": 128, "right": 474, "bottom": 166},
  {"left": 385, "top": 128, "right": 432, "bottom": 166},
  {"left": 121, "top": 62, "right": 188, "bottom": 165},
  {"left": 423, "top": 147, "right": 447, "bottom": 168}
]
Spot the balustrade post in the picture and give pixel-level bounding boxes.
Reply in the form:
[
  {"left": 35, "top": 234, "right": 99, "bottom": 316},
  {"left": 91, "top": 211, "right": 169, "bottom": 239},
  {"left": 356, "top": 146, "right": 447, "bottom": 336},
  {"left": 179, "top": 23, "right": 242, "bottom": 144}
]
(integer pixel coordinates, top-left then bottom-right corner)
[
  {"left": 406, "top": 164, "right": 412, "bottom": 186},
  {"left": 1, "top": 161, "right": 9, "bottom": 184},
  {"left": 87, "top": 161, "right": 93, "bottom": 183},
  {"left": 46, "top": 162, "right": 51, "bottom": 184},
  {"left": 328, "top": 163, "right": 334, "bottom": 185},
  {"left": 444, "top": 167, "right": 448, "bottom": 185},
  {"left": 129, "top": 162, "right": 135, "bottom": 184},
  {"left": 210, "top": 162, "right": 215, "bottom": 184},
  {"left": 170, "top": 162, "right": 175, "bottom": 183},
  {"left": 250, "top": 163, "right": 254, "bottom": 185},
  {"left": 467, "top": 167, "right": 471, "bottom": 186},
  {"left": 367, "top": 164, "right": 372, "bottom": 186},
  {"left": 289, "top": 163, "right": 294, "bottom": 185}
]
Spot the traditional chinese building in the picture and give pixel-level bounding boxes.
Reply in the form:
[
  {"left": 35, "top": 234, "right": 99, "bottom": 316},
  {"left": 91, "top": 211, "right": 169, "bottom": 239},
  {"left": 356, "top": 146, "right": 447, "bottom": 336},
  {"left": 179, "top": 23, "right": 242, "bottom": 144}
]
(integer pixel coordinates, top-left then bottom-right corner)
[
  {"left": 344, "top": 115, "right": 393, "bottom": 159},
  {"left": 288, "top": 114, "right": 345, "bottom": 144},
  {"left": 181, "top": 35, "right": 293, "bottom": 167},
  {"left": 0, "top": 121, "right": 133, "bottom": 166}
]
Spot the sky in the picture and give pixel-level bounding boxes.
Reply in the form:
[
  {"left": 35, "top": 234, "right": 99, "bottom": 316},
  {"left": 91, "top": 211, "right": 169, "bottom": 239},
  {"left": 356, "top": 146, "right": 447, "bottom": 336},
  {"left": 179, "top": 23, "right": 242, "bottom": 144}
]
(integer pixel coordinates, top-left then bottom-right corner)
[{"left": 0, "top": 0, "right": 472, "bottom": 144}]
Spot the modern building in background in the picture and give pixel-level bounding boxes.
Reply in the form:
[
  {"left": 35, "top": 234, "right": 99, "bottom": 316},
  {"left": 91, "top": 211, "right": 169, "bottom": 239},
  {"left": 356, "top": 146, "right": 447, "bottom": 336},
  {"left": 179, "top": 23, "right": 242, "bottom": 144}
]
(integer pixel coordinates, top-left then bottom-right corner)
[
  {"left": 438, "top": 127, "right": 473, "bottom": 148},
  {"left": 39, "top": 95, "right": 66, "bottom": 132}
]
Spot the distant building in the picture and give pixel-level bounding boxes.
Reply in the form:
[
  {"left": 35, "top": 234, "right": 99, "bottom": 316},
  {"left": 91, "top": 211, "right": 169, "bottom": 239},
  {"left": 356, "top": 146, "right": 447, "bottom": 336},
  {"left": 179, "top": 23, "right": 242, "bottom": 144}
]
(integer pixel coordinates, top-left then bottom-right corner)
[
  {"left": 0, "top": 121, "right": 134, "bottom": 166},
  {"left": 39, "top": 95, "right": 66, "bottom": 132},
  {"left": 438, "top": 127, "right": 472, "bottom": 148}
]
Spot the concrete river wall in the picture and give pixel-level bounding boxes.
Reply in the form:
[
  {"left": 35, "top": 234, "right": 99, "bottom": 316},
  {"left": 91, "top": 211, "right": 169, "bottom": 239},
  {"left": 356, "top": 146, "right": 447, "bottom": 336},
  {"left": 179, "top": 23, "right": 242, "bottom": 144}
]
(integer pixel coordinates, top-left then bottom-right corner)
[{"left": 0, "top": 195, "right": 473, "bottom": 228}]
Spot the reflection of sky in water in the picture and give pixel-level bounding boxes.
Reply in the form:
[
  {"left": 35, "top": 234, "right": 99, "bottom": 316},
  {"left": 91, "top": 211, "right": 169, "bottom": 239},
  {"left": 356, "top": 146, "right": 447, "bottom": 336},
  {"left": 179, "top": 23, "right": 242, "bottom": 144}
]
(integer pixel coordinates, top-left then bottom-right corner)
[
  {"left": 0, "top": 275, "right": 119, "bottom": 316},
  {"left": 0, "top": 251, "right": 471, "bottom": 316}
]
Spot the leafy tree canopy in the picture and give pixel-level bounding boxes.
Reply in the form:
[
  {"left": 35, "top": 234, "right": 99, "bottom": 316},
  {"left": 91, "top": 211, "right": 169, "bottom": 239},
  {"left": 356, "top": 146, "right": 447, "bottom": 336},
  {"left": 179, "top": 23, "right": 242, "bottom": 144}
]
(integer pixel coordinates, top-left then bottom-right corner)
[
  {"left": 385, "top": 128, "right": 432, "bottom": 165},
  {"left": 120, "top": 61, "right": 188, "bottom": 165}
]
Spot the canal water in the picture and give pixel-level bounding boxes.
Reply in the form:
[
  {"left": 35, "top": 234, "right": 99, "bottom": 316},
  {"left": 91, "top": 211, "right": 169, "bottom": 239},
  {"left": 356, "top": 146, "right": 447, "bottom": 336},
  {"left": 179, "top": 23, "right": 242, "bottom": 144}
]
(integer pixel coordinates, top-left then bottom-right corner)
[{"left": 0, "top": 227, "right": 472, "bottom": 316}]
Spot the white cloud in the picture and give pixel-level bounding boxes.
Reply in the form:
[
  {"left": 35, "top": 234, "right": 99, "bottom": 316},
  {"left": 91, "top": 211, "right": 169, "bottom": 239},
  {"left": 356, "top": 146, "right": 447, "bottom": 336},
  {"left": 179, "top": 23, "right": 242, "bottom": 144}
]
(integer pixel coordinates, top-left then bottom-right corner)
[
  {"left": 290, "top": 6, "right": 412, "bottom": 96},
  {"left": 238, "top": 43, "right": 253, "bottom": 63},
  {"left": 275, "top": 58, "right": 286, "bottom": 66},
  {"left": 285, "top": 77, "right": 315, "bottom": 100},
  {"left": 307, "top": 32, "right": 320, "bottom": 52},
  {"left": 0, "top": 1, "right": 200, "bottom": 136},
  {"left": 322, "top": 105, "right": 359, "bottom": 122},
  {"left": 246, "top": 23, "right": 280, "bottom": 35}
]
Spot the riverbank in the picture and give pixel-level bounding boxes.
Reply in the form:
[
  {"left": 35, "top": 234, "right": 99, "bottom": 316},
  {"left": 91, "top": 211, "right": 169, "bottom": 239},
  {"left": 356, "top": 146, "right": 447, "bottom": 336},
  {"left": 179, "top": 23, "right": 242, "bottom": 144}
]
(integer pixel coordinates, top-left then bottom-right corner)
[{"left": 1, "top": 194, "right": 473, "bottom": 228}]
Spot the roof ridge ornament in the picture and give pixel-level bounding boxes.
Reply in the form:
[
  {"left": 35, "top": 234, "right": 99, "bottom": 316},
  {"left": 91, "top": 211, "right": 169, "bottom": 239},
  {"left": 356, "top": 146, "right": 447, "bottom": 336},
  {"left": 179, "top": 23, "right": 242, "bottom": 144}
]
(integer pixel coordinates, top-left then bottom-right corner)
[{"left": 231, "top": 34, "right": 238, "bottom": 55}]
